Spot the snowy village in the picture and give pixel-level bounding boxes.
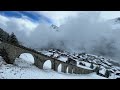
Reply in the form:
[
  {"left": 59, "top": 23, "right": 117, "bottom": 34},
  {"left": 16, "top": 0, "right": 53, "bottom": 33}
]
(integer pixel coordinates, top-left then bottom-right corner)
[{"left": 0, "top": 11, "right": 120, "bottom": 79}]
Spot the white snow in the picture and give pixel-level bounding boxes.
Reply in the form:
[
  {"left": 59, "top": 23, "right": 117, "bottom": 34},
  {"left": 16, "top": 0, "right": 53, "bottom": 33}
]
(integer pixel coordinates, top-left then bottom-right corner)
[
  {"left": 19, "top": 53, "right": 34, "bottom": 63},
  {"left": 58, "top": 64, "right": 62, "bottom": 72},
  {"left": 53, "top": 53, "right": 59, "bottom": 58},
  {"left": 43, "top": 60, "right": 52, "bottom": 70},
  {"left": 77, "top": 61, "right": 93, "bottom": 70},
  {"left": 41, "top": 51, "right": 53, "bottom": 57},
  {"left": 66, "top": 67, "right": 69, "bottom": 73},
  {"left": 78, "top": 65, "right": 93, "bottom": 70},
  {"left": 109, "top": 72, "right": 120, "bottom": 79},
  {"left": 99, "top": 67, "right": 106, "bottom": 75},
  {"left": 77, "top": 64, "right": 93, "bottom": 70},
  {"left": 0, "top": 54, "right": 107, "bottom": 79},
  {"left": 115, "top": 71, "right": 120, "bottom": 74},
  {"left": 58, "top": 56, "right": 68, "bottom": 62},
  {"left": 84, "top": 62, "right": 91, "bottom": 67}
]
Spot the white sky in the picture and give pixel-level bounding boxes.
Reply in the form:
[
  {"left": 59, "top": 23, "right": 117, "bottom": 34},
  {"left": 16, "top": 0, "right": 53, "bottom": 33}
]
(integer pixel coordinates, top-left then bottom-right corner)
[{"left": 101, "top": 11, "right": 120, "bottom": 20}]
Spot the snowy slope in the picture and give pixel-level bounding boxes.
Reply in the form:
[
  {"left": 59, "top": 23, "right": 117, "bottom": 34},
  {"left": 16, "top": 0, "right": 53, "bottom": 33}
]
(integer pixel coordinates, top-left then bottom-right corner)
[
  {"left": 0, "top": 55, "right": 107, "bottom": 79},
  {"left": 40, "top": 49, "right": 120, "bottom": 78},
  {"left": 1, "top": 48, "right": 120, "bottom": 79}
]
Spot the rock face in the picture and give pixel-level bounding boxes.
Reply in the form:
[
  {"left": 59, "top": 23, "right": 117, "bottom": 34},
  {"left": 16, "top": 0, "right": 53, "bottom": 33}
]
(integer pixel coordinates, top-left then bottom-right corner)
[{"left": 50, "top": 24, "right": 59, "bottom": 31}]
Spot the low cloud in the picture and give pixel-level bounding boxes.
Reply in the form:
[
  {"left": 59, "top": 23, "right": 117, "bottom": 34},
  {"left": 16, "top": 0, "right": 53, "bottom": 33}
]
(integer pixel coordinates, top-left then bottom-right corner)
[{"left": 1, "top": 11, "right": 120, "bottom": 62}]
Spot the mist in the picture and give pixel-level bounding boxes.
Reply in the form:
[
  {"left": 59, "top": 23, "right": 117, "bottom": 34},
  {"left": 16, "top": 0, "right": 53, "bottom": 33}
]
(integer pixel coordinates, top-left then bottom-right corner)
[
  {"left": 1, "top": 11, "right": 120, "bottom": 62},
  {"left": 57, "top": 12, "right": 120, "bottom": 61},
  {"left": 28, "top": 12, "right": 120, "bottom": 62}
]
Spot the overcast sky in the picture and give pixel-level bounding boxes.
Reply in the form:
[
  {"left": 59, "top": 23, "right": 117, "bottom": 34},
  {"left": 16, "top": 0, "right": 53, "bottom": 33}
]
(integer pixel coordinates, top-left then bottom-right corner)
[
  {"left": 0, "top": 11, "right": 120, "bottom": 44},
  {"left": 0, "top": 11, "right": 120, "bottom": 39},
  {"left": 37, "top": 11, "right": 120, "bottom": 26},
  {"left": 101, "top": 11, "right": 120, "bottom": 20},
  {"left": 1, "top": 11, "right": 120, "bottom": 61},
  {"left": 0, "top": 11, "right": 120, "bottom": 26}
]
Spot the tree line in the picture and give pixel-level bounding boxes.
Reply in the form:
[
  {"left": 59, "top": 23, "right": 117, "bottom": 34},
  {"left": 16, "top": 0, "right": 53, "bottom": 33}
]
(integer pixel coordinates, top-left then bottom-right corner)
[{"left": 0, "top": 28, "right": 19, "bottom": 45}]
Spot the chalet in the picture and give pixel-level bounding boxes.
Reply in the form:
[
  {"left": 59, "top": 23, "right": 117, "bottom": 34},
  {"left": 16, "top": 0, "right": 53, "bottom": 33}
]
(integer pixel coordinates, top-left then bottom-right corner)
[{"left": 66, "top": 57, "right": 77, "bottom": 65}]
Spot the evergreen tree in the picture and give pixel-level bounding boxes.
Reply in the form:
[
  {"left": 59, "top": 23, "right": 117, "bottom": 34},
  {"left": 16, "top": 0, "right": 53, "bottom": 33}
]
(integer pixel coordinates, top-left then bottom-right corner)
[
  {"left": 6, "top": 35, "right": 10, "bottom": 42},
  {"left": 9, "top": 32, "right": 19, "bottom": 45},
  {"left": 0, "top": 28, "right": 9, "bottom": 42},
  {"left": 105, "top": 70, "right": 110, "bottom": 78},
  {"left": 90, "top": 63, "right": 94, "bottom": 69},
  {"left": 94, "top": 66, "right": 100, "bottom": 75}
]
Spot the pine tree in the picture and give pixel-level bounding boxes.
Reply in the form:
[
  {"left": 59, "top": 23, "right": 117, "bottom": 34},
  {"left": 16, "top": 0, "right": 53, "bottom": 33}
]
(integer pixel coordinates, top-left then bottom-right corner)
[
  {"left": 105, "top": 70, "right": 110, "bottom": 78},
  {"left": 6, "top": 35, "right": 10, "bottom": 42},
  {"left": 9, "top": 32, "right": 19, "bottom": 45},
  {"left": 0, "top": 28, "right": 10, "bottom": 42},
  {"left": 94, "top": 66, "right": 100, "bottom": 75},
  {"left": 90, "top": 63, "right": 94, "bottom": 69}
]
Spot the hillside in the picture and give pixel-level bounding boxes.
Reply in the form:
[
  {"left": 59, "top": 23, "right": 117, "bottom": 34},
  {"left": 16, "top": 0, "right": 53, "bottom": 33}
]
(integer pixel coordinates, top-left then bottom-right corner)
[
  {"left": 1, "top": 15, "right": 120, "bottom": 79},
  {"left": 0, "top": 48, "right": 120, "bottom": 79},
  {"left": 0, "top": 55, "right": 106, "bottom": 79},
  {"left": 39, "top": 49, "right": 120, "bottom": 78}
]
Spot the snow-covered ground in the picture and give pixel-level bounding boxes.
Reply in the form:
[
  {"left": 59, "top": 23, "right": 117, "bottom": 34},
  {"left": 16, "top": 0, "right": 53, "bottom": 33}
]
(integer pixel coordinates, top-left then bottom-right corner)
[
  {"left": 58, "top": 56, "right": 68, "bottom": 62},
  {"left": 0, "top": 54, "right": 107, "bottom": 79}
]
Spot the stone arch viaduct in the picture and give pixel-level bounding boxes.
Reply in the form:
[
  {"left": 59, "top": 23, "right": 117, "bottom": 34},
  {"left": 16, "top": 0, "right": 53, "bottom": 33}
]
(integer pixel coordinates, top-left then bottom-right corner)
[{"left": 0, "top": 41, "right": 94, "bottom": 74}]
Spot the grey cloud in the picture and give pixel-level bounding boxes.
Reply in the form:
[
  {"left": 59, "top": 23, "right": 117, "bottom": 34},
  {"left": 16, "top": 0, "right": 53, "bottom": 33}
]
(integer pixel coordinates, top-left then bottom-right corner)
[{"left": 1, "top": 12, "right": 120, "bottom": 62}]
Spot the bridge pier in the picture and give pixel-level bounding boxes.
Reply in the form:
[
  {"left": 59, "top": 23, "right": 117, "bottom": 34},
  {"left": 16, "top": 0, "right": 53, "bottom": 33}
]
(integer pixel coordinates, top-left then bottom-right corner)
[
  {"left": 7, "top": 57, "right": 16, "bottom": 64},
  {"left": 61, "top": 64, "right": 67, "bottom": 73},
  {"left": 81, "top": 69, "right": 86, "bottom": 74},
  {"left": 34, "top": 55, "right": 44, "bottom": 69},
  {"left": 68, "top": 66, "right": 73, "bottom": 74},
  {"left": 73, "top": 67, "right": 78, "bottom": 74},
  {"left": 53, "top": 61, "right": 60, "bottom": 71},
  {"left": 77, "top": 68, "right": 82, "bottom": 74},
  {"left": 51, "top": 61, "right": 56, "bottom": 71},
  {"left": 0, "top": 45, "right": 17, "bottom": 64},
  {"left": 3, "top": 57, "right": 15, "bottom": 64},
  {"left": 4, "top": 51, "right": 19, "bottom": 64}
]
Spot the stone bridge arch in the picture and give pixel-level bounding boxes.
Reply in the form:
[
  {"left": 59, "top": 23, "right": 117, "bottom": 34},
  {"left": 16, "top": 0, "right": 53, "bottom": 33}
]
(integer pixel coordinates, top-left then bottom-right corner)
[
  {"left": 0, "top": 41, "right": 36, "bottom": 64},
  {"left": 67, "top": 66, "right": 73, "bottom": 74},
  {"left": 0, "top": 41, "right": 94, "bottom": 75},
  {"left": 57, "top": 63, "right": 62, "bottom": 72},
  {"left": 17, "top": 53, "right": 35, "bottom": 64},
  {"left": 43, "top": 60, "right": 53, "bottom": 70},
  {"left": 54, "top": 61, "right": 69, "bottom": 73},
  {"left": 8, "top": 49, "right": 37, "bottom": 64},
  {"left": 33, "top": 55, "right": 55, "bottom": 70}
]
